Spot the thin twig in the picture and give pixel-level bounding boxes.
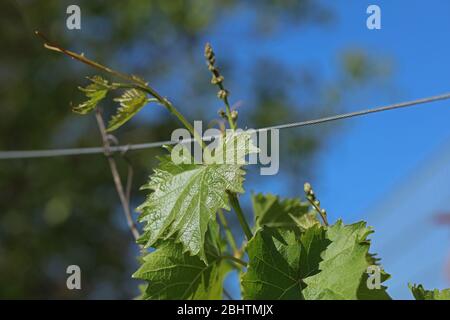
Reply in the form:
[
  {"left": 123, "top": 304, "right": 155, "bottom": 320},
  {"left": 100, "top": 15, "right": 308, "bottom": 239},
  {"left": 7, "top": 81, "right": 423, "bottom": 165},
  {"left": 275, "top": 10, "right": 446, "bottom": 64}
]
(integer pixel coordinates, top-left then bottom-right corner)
[
  {"left": 95, "top": 109, "right": 140, "bottom": 242},
  {"left": 106, "top": 139, "right": 134, "bottom": 207},
  {"left": 121, "top": 148, "right": 134, "bottom": 206},
  {"left": 125, "top": 162, "right": 133, "bottom": 206}
]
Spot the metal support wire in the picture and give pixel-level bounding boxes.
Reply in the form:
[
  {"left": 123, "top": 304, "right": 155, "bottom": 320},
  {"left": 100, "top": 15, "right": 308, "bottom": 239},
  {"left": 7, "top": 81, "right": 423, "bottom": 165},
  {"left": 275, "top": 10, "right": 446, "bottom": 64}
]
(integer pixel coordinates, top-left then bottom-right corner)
[{"left": 1, "top": 92, "right": 449, "bottom": 160}]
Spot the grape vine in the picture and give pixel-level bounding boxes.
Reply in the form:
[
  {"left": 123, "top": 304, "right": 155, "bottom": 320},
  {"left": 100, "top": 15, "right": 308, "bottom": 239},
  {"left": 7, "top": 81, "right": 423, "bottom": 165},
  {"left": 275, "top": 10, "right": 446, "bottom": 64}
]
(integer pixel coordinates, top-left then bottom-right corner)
[{"left": 38, "top": 32, "right": 450, "bottom": 300}]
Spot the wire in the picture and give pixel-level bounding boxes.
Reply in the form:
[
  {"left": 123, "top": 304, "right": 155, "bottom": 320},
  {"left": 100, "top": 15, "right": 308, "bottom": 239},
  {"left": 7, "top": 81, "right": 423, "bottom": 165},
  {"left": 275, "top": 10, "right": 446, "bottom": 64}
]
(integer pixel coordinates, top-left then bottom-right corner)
[
  {"left": 261, "top": 92, "right": 450, "bottom": 131},
  {"left": 1, "top": 92, "right": 450, "bottom": 160}
]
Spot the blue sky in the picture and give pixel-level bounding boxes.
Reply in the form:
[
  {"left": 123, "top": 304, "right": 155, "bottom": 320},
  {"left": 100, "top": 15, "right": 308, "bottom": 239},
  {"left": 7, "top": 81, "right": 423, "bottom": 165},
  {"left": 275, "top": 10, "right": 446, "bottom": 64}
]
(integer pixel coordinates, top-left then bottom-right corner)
[
  {"left": 313, "top": 0, "right": 450, "bottom": 299},
  {"left": 204, "top": 1, "right": 450, "bottom": 299}
]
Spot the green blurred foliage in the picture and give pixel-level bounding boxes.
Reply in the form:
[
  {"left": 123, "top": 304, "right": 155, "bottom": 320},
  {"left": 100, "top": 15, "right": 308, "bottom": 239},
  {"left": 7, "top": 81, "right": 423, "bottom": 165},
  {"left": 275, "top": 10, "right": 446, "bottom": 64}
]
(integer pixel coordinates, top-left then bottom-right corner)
[{"left": 0, "top": 0, "right": 389, "bottom": 298}]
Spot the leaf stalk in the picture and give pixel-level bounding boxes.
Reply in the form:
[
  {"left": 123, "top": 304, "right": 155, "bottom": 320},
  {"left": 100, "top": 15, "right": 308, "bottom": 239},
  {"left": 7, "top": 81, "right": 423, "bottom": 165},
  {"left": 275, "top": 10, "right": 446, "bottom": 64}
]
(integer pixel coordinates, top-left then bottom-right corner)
[{"left": 228, "top": 192, "right": 253, "bottom": 240}]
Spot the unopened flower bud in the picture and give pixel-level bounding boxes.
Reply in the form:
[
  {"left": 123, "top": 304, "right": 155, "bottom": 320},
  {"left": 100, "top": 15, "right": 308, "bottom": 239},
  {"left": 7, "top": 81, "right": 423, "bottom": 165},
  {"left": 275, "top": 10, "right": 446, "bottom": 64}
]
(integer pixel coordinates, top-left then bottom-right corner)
[
  {"left": 217, "top": 89, "right": 228, "bottom": 100},
  {"left": 204, "top": 43, "right": 214, "bottom": 61},
  {"left": 218, "top": 109, "right": 227, "bottom": 118},
  {"left": 211, "top": 75, "right": 224, "bottom": 85},
  {"left": 304, "top": 182, "right": 312, "bottom": 194}
]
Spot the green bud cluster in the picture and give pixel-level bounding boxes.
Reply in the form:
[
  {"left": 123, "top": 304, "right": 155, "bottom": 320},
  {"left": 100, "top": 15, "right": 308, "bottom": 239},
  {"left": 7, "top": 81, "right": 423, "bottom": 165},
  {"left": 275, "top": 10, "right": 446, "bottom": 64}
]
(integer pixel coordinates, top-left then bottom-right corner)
[
  {"left": 205, "top": 43, "right": 228, "bottom": 99},
  {"left": 304, "top": 182, "right": 328, "bottom": 225}
]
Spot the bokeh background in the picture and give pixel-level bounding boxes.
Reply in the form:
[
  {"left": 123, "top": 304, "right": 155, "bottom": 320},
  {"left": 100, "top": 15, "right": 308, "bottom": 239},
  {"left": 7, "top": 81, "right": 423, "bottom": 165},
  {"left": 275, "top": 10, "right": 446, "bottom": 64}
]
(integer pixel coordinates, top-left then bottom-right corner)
[{"left": 0, "top": 0, "right": 449, "bottom": 299}]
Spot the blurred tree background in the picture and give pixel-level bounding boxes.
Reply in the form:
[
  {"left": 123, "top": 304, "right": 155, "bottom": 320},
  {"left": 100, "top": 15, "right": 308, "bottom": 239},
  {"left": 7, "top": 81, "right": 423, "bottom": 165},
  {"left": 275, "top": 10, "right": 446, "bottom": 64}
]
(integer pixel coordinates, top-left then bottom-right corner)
[{"left": 0, "top": 0, "right": 390, "bottom": 298}]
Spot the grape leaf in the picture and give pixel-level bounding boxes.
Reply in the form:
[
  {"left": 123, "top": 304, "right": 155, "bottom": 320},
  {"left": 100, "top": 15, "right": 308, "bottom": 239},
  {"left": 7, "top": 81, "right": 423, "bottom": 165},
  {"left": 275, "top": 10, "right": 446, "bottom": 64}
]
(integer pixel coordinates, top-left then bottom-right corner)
[
  {"left": 251, "top": 193, "right": 318, "bottom": 230},
  {"left": 409, "top": 284, "right": 450, "bottom": 300},
  {"left": 241, "top": 225, "right": 329, "bottom": 299},
  {"left": 73, "top": 76, "right": 113, "bottom": 114},
  {"left": 137, "top": 132, "right": 258, "bottom": 261},
  {"left": 303, "top": 220, "right": 391, "bottom": 300},
  {"left": 290, "top": 211, "right": 321, "bottom": 231},
  {"left": 133, "top": 223, "right": 231, "bottom": 299},
  {"left": 135, "top": 283, "right": 149, "bottom": 300},
  {"left": 107, "top": 89, "right": 151, "bottom": 132}
]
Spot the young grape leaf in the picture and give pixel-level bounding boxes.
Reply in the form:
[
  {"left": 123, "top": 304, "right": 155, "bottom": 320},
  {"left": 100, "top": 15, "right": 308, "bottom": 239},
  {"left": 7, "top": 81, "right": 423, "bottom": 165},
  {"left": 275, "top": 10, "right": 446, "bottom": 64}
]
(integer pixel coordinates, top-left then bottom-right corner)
[
  {"left": 137, "top": 132, "right": 258, "bottom": 261},
  {"left": 409, "top": 284, "right": 450, "bottom": 300},
  {"left": 303, "top": 220, "right": 391, "bottom": 300},
  {"left": 73, "top": 76, "right": 113, "bottom": 114},
  {"left": 251, "top": 193, "right": 318, "bottom": 230},
  {"left": 241, "top": 225, "right": 329, "bottom": 299},
  {"left": 107, "top": 89, "right": 152, "bottom": 132},
  {"left": 290, "top": 211, "right": 321, "bottom": 231},
  {"left": 133, "top": 223, "right": 231, "bottom": 299}
]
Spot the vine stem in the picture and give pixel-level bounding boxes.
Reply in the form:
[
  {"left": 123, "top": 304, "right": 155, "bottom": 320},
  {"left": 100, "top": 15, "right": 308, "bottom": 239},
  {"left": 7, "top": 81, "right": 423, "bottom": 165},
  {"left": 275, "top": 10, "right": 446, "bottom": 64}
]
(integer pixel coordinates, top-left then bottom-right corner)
[
  {"left": 209, "top": 61, "right": 252, "bottom": 241},
  {"left": 221, "top": 254, "right": 247, "bottom": 267},
  {"left": 217, "top": 209, "right": 238, "bottom": 255},
  {"left": 95, "top": 109, "right": 141, "bottom": 242},
  {"left": 205, "top": 44, "right": 253, "bottom": 241},
  {"left": 228, "top": 192, "right": 253, "bottom": 240},
  {"left": 220, "top": 95, "right": 252, "bottom": 241},
  {"left": 307, "top": 198, "right": 329, "bottom": 226},
  {"left": 35, "top": 31, "right": 205, "bottom": 149},
  {"left": 216, "top": 83, "right": 252, "bottom": 241},
  {"left": 218, "top": 82, "right": 236, "bottom": 130}
]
